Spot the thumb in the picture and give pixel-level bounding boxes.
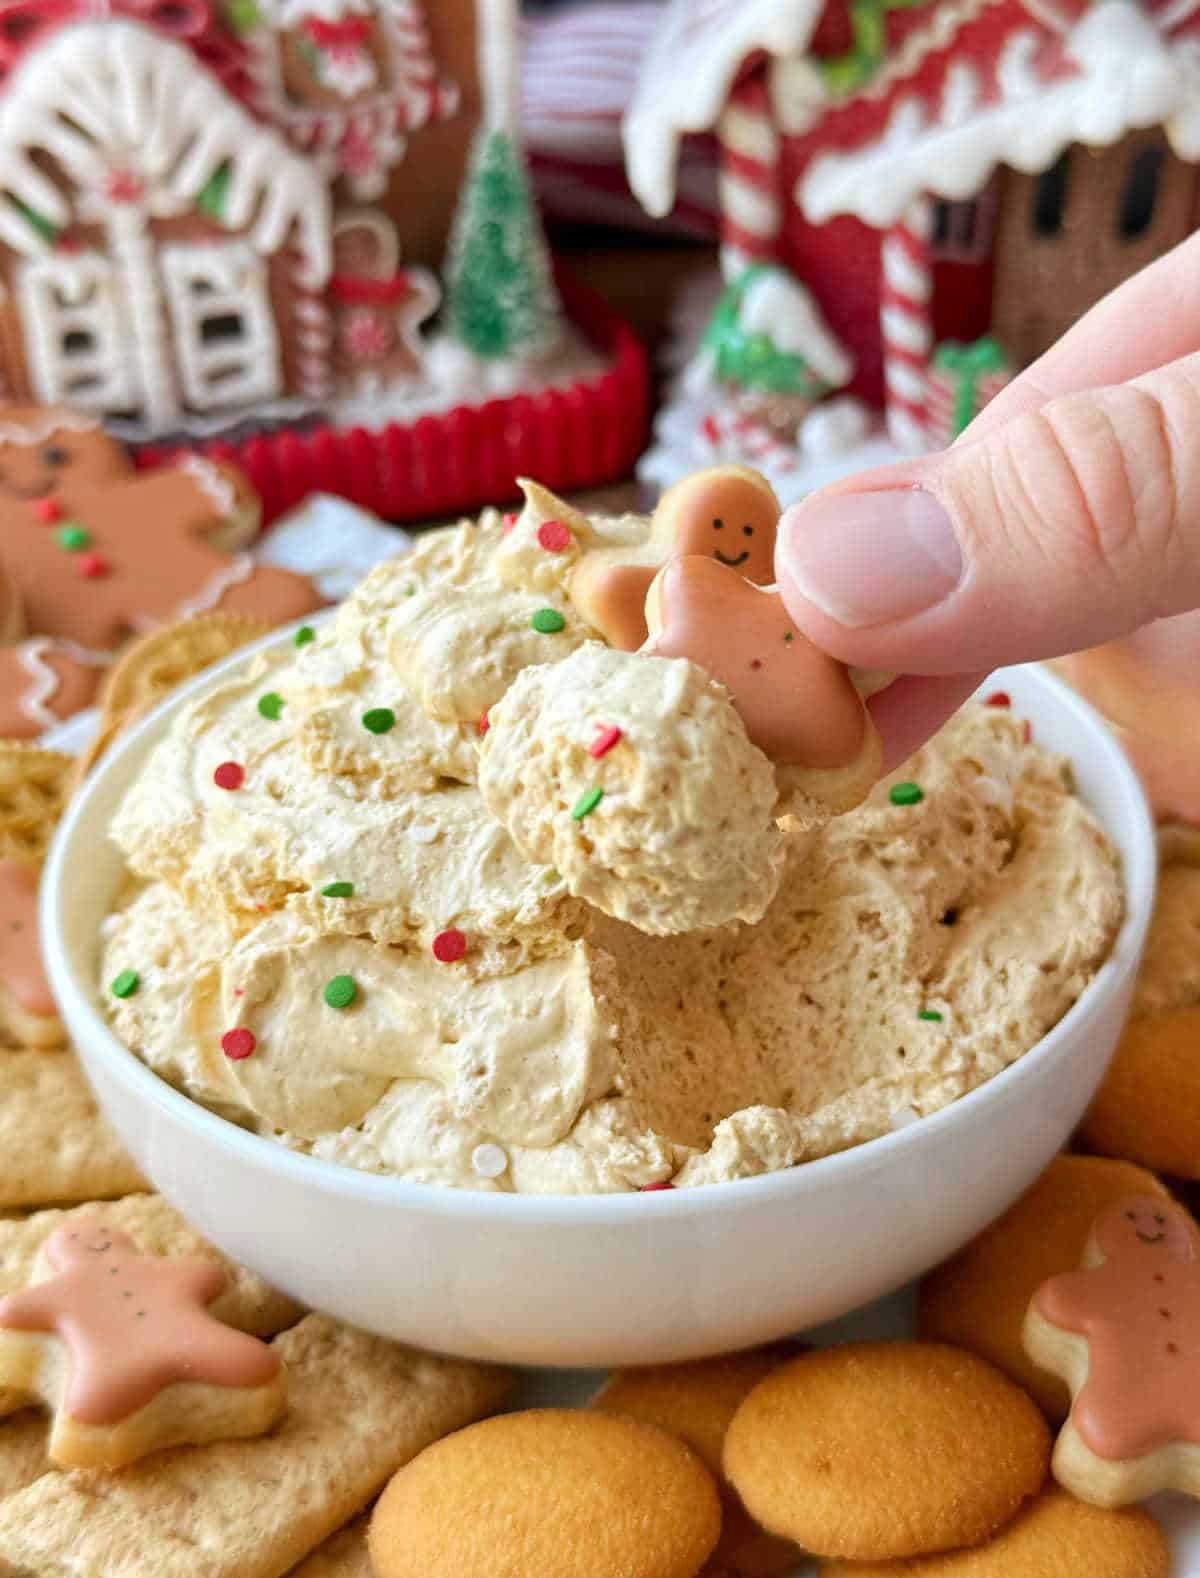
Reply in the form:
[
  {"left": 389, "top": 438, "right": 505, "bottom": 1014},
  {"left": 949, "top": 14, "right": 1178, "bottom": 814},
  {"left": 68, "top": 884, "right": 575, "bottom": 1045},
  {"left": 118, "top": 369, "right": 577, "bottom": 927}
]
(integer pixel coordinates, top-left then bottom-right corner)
[{"left": 774, "top": 358, "right": 1200, "bottom": 674}]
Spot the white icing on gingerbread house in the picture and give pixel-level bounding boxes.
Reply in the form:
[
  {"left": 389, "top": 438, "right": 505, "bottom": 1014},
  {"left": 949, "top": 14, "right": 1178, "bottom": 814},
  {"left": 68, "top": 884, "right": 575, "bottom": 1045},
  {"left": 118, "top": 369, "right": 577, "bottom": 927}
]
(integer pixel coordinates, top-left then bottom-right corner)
[
  {"left": 626, "top": 0, "right": 1200, "bottom": 448},
  {"left": 0, "top": 18, "right": 333, "bottom": 434}
]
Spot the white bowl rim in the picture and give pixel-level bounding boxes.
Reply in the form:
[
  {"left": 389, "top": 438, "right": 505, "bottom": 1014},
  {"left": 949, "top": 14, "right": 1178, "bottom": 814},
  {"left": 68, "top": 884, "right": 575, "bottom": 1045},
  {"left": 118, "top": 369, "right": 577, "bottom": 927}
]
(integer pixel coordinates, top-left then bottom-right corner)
[{"left": 42, "top": 622, "right": 1157, "bottom": 1226}]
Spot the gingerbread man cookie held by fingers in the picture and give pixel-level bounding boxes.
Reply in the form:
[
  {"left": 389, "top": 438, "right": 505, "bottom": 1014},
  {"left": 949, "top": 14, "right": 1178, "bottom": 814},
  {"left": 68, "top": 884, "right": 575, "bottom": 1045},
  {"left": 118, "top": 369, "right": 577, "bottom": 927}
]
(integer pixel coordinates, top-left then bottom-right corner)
[
  {"left": 1023, "top": 1195, "right": 1200, "bottom": 1505},
  {"left": 569, "top": 464, "right": 780, "bottom": 650},
  {"left": 0, "top": 1219, "right": 286, "bottom": 1470},
  {"left": 0, "top": 405, "right": 322, "bottom": 738},
  {"left": 644, "top": 557, "right": 881, "bottom": 817}
]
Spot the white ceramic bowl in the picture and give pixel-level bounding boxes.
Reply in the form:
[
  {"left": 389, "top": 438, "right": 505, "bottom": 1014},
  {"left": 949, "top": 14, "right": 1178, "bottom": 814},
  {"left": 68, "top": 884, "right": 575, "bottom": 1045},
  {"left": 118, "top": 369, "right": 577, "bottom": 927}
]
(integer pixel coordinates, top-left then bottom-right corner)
[{"left": 42, "top": 643, "right": 1155, "bottom": 1368}]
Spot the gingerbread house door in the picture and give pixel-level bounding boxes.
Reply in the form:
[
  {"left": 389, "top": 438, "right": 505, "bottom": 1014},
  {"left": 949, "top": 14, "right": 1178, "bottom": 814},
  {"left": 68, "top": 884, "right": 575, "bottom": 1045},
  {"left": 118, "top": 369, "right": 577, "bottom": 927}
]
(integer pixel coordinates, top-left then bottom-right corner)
[{"left": 991, "top": 129, "right": 1199, "bottom": 367}]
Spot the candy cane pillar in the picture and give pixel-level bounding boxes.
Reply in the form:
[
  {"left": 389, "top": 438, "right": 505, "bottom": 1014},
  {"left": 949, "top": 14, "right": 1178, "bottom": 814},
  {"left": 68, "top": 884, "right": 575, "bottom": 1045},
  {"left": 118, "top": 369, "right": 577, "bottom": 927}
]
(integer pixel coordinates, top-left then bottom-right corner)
[
  {"left": 880, "top": 195, "right": 934, "bottom": 451},
  {"left": 716, "top": 79, "right": 781, "bottom": 279}
]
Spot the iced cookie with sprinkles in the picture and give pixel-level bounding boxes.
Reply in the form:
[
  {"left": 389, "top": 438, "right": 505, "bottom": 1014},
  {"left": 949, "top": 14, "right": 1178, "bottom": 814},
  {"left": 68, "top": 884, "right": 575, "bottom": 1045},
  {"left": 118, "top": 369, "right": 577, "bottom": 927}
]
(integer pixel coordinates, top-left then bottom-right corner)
[
  {"left": 479, "top": 641, "right": 786, "bottom": 934},
  {"left": 0, "top": 1217, "right": 286, "bottom": 1470},
  {"left": 0, "top": 404, "right": 321, "bottom": 738},
  {"left": 1024, "top": 1194, "right": 1200, "bottom": 1505}
]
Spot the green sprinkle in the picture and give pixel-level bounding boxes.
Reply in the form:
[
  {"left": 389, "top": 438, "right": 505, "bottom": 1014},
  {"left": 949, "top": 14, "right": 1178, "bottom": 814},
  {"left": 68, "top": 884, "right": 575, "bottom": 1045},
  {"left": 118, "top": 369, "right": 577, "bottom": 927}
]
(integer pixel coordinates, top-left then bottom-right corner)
[
  {"left": 320, "top": 881, "right": 355, "bottom": 898},
  {"left": 531, "top": 608, "right": 565, "bottom": 634},
  {"left": 783, "top": 631, "right": 794, "bottom": 643},
  {"left": 918, "top": 1009, "right": 944, "bottom": 1023},
  {"left": 362, "top": 707, "right": 396, "bottom": 735},
  {"left": 406, "top": 585, "right": 416, "bottom": 597},
  {"left": 571, "top": 786, "right": 604, "bottom": 821},
  {"left": 889, "top": 782, "right": 924, "bottom": 807},
  {"left": 323, "top": 975, "right": 357, "bottom": 1010},
  {"left": 56, "top": 524, "right": 90, "bottom": 551},
  {"left": 110, "top": 970, "right": 140, "bottom": 1000},
  {"left": 257, "top": 692, "right": 284, "bottom": 721},
  {"left": 293, "top": 625, "right": 316, "bottom": 648}
]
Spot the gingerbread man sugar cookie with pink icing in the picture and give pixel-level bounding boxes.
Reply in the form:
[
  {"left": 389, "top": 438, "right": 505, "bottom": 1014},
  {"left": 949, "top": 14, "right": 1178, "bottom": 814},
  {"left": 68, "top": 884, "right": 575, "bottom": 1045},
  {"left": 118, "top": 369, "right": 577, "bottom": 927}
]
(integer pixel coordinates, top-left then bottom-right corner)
[
  {"left": 1023, "top": 1195, "right": 1200, "bottom": 1505},
  {"left": 0, "top": 1218, "right": 286, "bottom": 1469},
  {"left": 0, "top": 405, "right": 322, "bottom": 739},
  {"left": 569, "top": 464, "right": 780, "bottom": 651}
]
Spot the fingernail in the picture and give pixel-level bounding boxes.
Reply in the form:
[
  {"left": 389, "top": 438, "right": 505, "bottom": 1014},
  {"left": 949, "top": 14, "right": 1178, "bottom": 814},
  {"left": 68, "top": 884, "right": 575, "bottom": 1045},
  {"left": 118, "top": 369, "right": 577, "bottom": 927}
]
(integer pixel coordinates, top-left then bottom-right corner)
[{"left": 778, "top": 487, "right": 963, "bottom": 627}]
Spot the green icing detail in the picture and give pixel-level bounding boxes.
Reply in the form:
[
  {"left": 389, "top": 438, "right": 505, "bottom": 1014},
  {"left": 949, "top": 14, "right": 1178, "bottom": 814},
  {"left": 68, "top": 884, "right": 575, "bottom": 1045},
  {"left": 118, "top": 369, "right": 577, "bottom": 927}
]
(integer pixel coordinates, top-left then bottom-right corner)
[
  {"left": 110, "top": 970, "right": 140, "bottom": 1000},
  {"left": 889, "top": 782, "right": 924, "bottom": 807},
  {"left": 571, "top": 787, "right": 604, "bottom": 821},
  {"left": 56, "top": 525, "right": 90, "bottom": 552},
  {"left": 224, "top": 0, "right": 260, "bottom": 33},
  {"left": 323, "top": 975, "right": 357, "bottom": 1010},
  {"left": 257, "top": 692, "right": 284, "bottom": 721},
  {"left": 8, "top": 197, "right": 59, "bottom": 245},
  {"left": 197, "top": 164, "right": 232, "bottom": 225},
  {"left": 531, "top": 608, "right": 565, "bottom": 634},
  {"left": 700, "top": 266, "right": 833, "bottom": 398},
  {"left": 816, "top": 0, "right": 933, "bottom": 97},
  {"left": 320, "top": 881, "right": 355, "bottom": 898}
]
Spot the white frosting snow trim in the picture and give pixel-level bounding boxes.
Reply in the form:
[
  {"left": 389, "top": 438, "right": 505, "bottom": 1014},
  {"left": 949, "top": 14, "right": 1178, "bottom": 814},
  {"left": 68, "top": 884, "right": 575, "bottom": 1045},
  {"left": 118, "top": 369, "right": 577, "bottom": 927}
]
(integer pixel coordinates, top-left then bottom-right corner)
[
  {"left": 800, "top": 2, "right": 1200, "bottom": 229},
  {"left": 737, "top": 270, "right": 854, "bottom": 385},
  {"left": 0, "top": 20, "right": 332, "bottom": 289},
  {"left": 179, "top": 455, "right": 238, "bottom": 521},
  {"left": 623, "top": 0, "right": 828, "bottom": 217}
]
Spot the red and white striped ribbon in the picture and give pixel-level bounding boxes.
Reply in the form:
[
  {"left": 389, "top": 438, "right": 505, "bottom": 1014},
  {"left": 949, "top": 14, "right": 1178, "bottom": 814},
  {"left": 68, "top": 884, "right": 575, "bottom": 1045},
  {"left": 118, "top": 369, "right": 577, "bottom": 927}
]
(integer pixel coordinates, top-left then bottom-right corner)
[
  {"left": 698, "top": 410, "right": 797, "bottom": 474},
  {"left": 880, "top": 195, "right": 934, "bottom": 452}
]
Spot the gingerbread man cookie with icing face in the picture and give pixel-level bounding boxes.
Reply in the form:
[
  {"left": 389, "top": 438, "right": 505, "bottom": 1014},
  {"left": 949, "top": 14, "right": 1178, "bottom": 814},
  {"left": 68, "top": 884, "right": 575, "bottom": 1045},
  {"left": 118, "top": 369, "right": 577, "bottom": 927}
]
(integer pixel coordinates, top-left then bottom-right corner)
[
  {"left": 0, "top": 405, "right": 322, "bottom": 739},
  {"left": 0, "top": 1218, "right": 286, "bottom": 1470},
  {"left": 644, "top": 556, "right": 882, "bottom": 816},
  {"left": 569, "top": 465, "right": 779, "bottom": 650},
  {"left": 1023, "top": 1195, "right": 1200, "bottom": 1505},
  {"left": 0, "top": 859, "right": 62, "bottom": 1049}
]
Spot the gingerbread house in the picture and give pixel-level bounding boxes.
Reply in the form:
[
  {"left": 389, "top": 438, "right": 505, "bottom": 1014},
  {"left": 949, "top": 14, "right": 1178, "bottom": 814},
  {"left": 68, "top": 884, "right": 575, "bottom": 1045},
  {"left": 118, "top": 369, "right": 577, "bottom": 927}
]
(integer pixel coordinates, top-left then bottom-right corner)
[
  {"left": 0, "top": 18, "right": 333, "bottom": 432},
  {"left": 626, "top": 0, "right": 1200, "bottom": 447}
]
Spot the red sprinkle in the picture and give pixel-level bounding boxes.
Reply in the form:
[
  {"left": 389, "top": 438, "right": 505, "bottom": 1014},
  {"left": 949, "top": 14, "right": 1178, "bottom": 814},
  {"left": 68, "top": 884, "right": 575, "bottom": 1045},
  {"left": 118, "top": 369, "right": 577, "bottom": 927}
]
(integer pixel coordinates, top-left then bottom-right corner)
[
  {"left": 213, "top": 761, "right": 245, "bottom": 791},
  {"left": 32, "top": 497, "right": 62, "bottom": 523},
  {"left": 76, "top": 552, "right": 109, "bottom": 579},
  {"left": 536, "top": 519, "right": 572, "bottom": 553},
  {"left": 1023, "top": 719, "right": 1033, "bottom": 744},
  {"left": 477, "top": 710, "right": 490, "bottom": 737},
  {"left": 221, "top": 1028, "right": 256, "bottom": 1061},
  {"left": 750, "top": 658, "right": 763, "bottom": 670},
  {"left": 640, "top": 1181, "right": 674, "bottom": 1192},
  {"left": 985, "top": 691, "right": 1011, "bottom": 708},
  {"left": 432, "top": 929, "right": 467, "bottom": 964},
  {"left": 589, "top": 724, "right": 622, "bottom": 759},
  {"left": 501, "top": 511, "right": 519, "bottom": 534}
]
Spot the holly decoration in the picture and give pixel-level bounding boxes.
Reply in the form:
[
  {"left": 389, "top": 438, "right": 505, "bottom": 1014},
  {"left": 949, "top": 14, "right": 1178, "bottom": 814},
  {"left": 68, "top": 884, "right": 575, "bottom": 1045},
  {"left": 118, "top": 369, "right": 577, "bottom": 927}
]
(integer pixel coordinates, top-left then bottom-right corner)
[
  {"left": 198, "top": 165, "right": 231, "bottom": 225},
  {"left": 442, "top": 127, "right": 563, "bottom": 361},
  {"left": 701, "top": 266, "right": 832, "bottom": 399},
  {"left": 817, "top": 0, "right": 933, "bottom": 96}
]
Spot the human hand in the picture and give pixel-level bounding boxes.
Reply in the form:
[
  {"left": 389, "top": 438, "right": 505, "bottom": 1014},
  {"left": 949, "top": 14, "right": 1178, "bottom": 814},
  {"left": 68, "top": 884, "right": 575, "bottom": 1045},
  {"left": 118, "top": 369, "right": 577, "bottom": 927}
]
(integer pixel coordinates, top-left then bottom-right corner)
[{"left": 774, "top": 235, "right": 1200, "bottom": 771}]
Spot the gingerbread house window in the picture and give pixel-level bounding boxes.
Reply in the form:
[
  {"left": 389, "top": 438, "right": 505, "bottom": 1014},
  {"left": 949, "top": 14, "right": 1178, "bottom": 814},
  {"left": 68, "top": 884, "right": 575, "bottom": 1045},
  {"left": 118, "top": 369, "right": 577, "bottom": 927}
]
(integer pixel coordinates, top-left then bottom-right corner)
[
  {"left": 1032, "top": 153, "right": 1072, "bottom": 237},
  {"left": 931, "top": 184, "right": 996, "bottom": 264},
  {"left": 1119, "top": 145, "right": 1165, "bottom": 240},
  {"left": 160, "top": 241, "right": 281, "bottom": 412},
  {"left": 16, "top": 252, "right": 138, "bottom": 412}
]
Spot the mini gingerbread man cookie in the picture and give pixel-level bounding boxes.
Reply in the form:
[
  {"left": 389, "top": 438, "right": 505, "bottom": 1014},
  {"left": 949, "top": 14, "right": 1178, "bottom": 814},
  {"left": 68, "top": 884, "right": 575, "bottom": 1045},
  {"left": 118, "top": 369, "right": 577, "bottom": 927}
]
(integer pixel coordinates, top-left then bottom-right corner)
[
  {"left": 0, "top": 405, "right": 322, "bottom": 738},
  {"left": 0, "top": 858, "right": 63, "bottom": 1049},
  {"left": 1023, "top": 1195, "right": 1200, "bottom": 1505},
  {"left": 644, "top": 556, "right": 882, "bottom": 816},
  {"left": 0, "top": 1218, "right": 286, "bottom": 1469},
  {"left": 569, "top": 464, "right": 779, "bottom": 650}
]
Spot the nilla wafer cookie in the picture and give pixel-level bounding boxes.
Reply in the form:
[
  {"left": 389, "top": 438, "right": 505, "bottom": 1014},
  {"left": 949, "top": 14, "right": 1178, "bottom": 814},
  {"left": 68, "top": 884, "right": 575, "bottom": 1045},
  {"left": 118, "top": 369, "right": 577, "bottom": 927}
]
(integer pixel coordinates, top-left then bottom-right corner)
[{"left": 369, "top": 1407, "right": 721, "bottom": 1578}]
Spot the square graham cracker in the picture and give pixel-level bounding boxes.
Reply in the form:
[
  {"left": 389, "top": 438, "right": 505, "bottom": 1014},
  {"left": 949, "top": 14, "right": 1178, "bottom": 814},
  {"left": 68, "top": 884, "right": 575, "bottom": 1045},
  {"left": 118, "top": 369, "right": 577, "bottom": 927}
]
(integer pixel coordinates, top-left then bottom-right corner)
[
  {"left": 0, "top": 1314, "right": 511, "bottom": 1578},
  {"left": 0, "top": 1049, "right": 146, "bottom": 1209}
]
